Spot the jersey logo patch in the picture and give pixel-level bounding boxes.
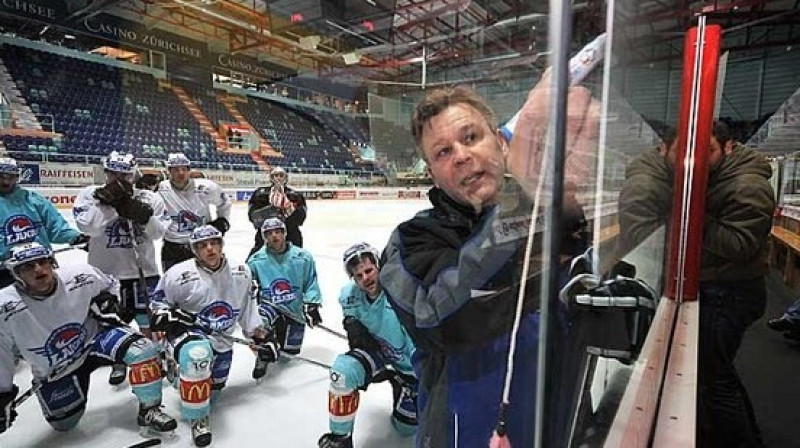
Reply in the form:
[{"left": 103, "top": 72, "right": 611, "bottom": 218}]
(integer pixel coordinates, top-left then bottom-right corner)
[
  {"left": 3, "top": 215, "right": 38, "bottom": 246},
  {"left": 29, "top": 322, "right": 89, "bottom": 367},
  {"left": 267, "top": 278, "right": 295, "bottom": 304},
  {"left": 176, "top": 210, "right": 202, "bottom": 233},
  {"left": 0, "top": 301, "right": 28, "bottom": 322},
  {"left": 377, "top": 336, "right": 405, "bottom": 362},
  {"left": 65, "top": 273, "right": 95, "bottom": 292},
  {"left": 198, "top": 301, "right": 238, "bottom": 332},
  {"left": 105, "top": 220, "right": 143, "bottom": 249}
]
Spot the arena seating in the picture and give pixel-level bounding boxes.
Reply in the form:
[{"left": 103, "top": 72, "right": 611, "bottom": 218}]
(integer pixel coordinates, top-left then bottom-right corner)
[
  {"left": 0, "top": 43, "right": 375, "bottom": 174},
  {"left": 236, "top": 97, "right": 361, "bottom": 172},
  {"left": 296, "top": 106, "right": 370, "bottom": 145},
  {"left": 176, "top": 81, "right": 237, "bottom": 128}
]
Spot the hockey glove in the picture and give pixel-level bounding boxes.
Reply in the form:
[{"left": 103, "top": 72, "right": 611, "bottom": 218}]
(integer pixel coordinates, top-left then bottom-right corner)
[
  {"left": 71, "top": 234, "right": 90, "bottom": 252},
  {"left": 151, "top": 308, "right": 196, "bottom": 339},
  {"left": 71, "top": 234, "right": 90, "bottom": 247},
  {"left": 208, "top": 217, "right": 230, "bottom": 235},
  {"left": 303, "top": 303, "right": 322, "bottom": 328},
  {"left": 252, "top": 331, "right": 281, "bottom": 363},
  {"left": 89, "top": 291, "right": 127, "bottom": 327},
  {"left": 579, "top": 276, "right": 658, "bottom": 310},
  {"left": 343, "top": 316, "right": 380, "bottom": 352},
  {"left": 0, "top": 385, "right": 18, "bottom": 434},
  {"left": 93, "top": 179, "right": 133, "bottom": 207},
  {"left": 115, "top": 198, "right": 153, "bottom": 226}
]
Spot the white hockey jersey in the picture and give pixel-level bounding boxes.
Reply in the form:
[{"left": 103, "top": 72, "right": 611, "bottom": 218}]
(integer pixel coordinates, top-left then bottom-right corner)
[
  {"left": 0, "top": 264, "right": 119, "bottom": 392},
  {"left": 157, "top": 179, "right": 231, "bottom": 244},
  {"left": 73, "top": 186, "right": 170, "bottom": 279},
  {"left": 150, "top": 257, "right": 261, "bottom": 352}
]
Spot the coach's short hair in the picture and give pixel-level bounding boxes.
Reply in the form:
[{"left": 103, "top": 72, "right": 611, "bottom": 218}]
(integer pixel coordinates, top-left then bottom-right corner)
[{"left": 411, "top": 86, "right": 497, "bottom": 160}]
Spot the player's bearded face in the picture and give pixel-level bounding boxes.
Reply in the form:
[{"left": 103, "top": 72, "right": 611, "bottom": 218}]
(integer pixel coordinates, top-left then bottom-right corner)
[
  {"left": 421, "top": 104, "right": 504, "bottom": 211},
  {"left": 0, "top": 173, "right": 17, "bottom": 194},
  {"left": 195, "top": 239, "right": 223, "bottom": 269},
  {"left": 352, "top": 258, "right": 380, "bottom": 298},
  {"left": 265, "top": 229, "right": 287, "bottom": 253},
  {"left": 17, "top": 259, "right": 56, "bottom": 295}
]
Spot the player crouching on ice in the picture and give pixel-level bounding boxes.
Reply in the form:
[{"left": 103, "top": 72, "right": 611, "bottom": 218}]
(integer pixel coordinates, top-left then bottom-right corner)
[
  {"left": 247, "top": 217, "right": 322, "bottom": 379},
  {"left": 0, "top": 242, "right": 176, "bottom": 437},
  {"left": 318, "top": 243, "right": 418, "bottom": 448},
  {"left": 149, "top": 225, "right": 274, "bottom": 447}
]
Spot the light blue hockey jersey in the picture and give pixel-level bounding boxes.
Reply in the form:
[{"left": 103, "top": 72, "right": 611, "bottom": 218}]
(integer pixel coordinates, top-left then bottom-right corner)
[
  {"left": 247, "top": 244, "right": 322, "bottom": 319},
  {"left": 0, "top": 186, "right": 79, "bottom": 259},
  {"left": 338, "top": 283, "right": 416, "bottom": 376}
]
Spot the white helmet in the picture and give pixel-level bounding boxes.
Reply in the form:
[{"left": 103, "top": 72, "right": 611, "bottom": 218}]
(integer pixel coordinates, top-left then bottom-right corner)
[
  {"left": 4, "top": 242, "right": 57, "bottom": 283},
  {"left": 269, "top": 166, "right": 288, "bottom": 184},
  {"left": 260, "top": 217, "right": 286, "bottom": 238},
  {"left": 103, "top": 151, "right": 137, "bottom": 174},
  {"left": 0, "top": 158, "right": 19, "bottom": 175},
  {"left": 166, "top": 152, "right": 191, "bottom": 168},
  {"left": 189, "top": 225, "right": 224, "bottom": 256},
  {"left": 342, "top": 242, "right": 380, "bottom": 276}
]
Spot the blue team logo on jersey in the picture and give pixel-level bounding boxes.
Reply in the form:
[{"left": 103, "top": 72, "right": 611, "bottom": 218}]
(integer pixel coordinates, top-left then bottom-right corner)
[
  {"left": 267, "top": 279, "right": 295, "bottom": 304},
  {"left": 198, "top": 301, "right": 237, "bottom": 332},
  {"left": 377, "top": 337, "right": 404, "bottom": 362},
  {"left": 176, "top": 210, "right": 202, "bottom": 233},
  {"left": 4, "top": 215, "right": 38, "bottom": 246},
  {"left": 29, "top": 322, "right": 89, "bottom": 367},
  {"left": 105, "top": 219, "right": 143, "bottom": 249}
]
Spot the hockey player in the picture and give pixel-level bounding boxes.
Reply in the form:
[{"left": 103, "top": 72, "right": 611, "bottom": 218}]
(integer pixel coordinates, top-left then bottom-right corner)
[
  {"left": 135, "top": 172, "right": 163, "bottom": 193},
  {"left": 0, "top": 242, "right": 176, "bottom": 437},
  {"left": 318, "top": 242, "right": 418, "bottom": 448},
  {"left": 149, "top": 225, "right": 274, "bottom": 447},
  {"left": 247, "top": 166, "right": 307, "bottom": 256},
  {"left": 73, "top": 151, "right": 170, "bottom": 385},
  {"left": 158, "top": 153, "right": 231, "bottom": 271},
  {"left": 247, "top": 217, "right": 322, "bottom": 378},
  {"left": 0, "top": 157, "right": 87, "bottom": 288}
]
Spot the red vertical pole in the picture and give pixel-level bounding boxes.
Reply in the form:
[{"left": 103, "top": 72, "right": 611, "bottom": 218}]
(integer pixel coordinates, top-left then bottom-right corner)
[{"left": 664, "top": 23, "right": 722, "bottom": 302}]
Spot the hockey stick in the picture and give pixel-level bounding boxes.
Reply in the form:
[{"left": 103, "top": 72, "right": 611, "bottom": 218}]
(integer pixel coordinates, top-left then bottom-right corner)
[
  {"left": 268, "top": 302, "right": 347, "bottom": 340},
  {"left": 126, "top": 438, "right": 162, "bottom": 448},
  {"left": 53, "top": 243, "right": 88, "bottom": 254},
  {"left": 213, "top": 331, "right": 332, "bottom": 370},
  {"left": 127, "top": 219, "right": 150, "bottom": 309}
]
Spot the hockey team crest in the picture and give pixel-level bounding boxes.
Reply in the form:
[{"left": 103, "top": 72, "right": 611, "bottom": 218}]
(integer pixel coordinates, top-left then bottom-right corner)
[
  {"left": 29, "top": 322, "right": 89, "bottom": 367},
  {"left": 177, "top": 210, "right": 202, "bottom": 233},
  {"left": 105, "top": 220, "right": 143, "bottom": 248},
  {"left": 199, "top": 301, "right": 237, "bottom": 332},
  {"left": 267, "top": 278, "right": 295, "bottom": 304},
  {"left": 378, "top": 337, "right": 404, "bottom": 362},
  {"left": 4, "top": 214, "right": 38, "bottom": 246}
]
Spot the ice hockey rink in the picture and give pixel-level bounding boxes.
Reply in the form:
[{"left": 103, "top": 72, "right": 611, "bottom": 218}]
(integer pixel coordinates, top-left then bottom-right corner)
[{"left": 3, "top": 199, "right": 429, "bottom": 448}]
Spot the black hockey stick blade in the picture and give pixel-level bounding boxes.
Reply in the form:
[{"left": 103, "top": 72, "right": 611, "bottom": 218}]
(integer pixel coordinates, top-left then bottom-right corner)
[{"left": 126, "top": 438, "right": 162, "bottom": 448}]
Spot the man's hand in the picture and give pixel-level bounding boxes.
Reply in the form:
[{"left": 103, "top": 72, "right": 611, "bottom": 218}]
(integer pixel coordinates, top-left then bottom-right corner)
[{"left": 506, "top": 71, "right": 600, "bottom": 196}]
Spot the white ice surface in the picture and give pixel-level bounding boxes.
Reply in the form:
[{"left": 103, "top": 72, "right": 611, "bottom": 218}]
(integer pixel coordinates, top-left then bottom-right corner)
[{"left": 3, "top": 199, "right": 428, "bottom": 448}]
